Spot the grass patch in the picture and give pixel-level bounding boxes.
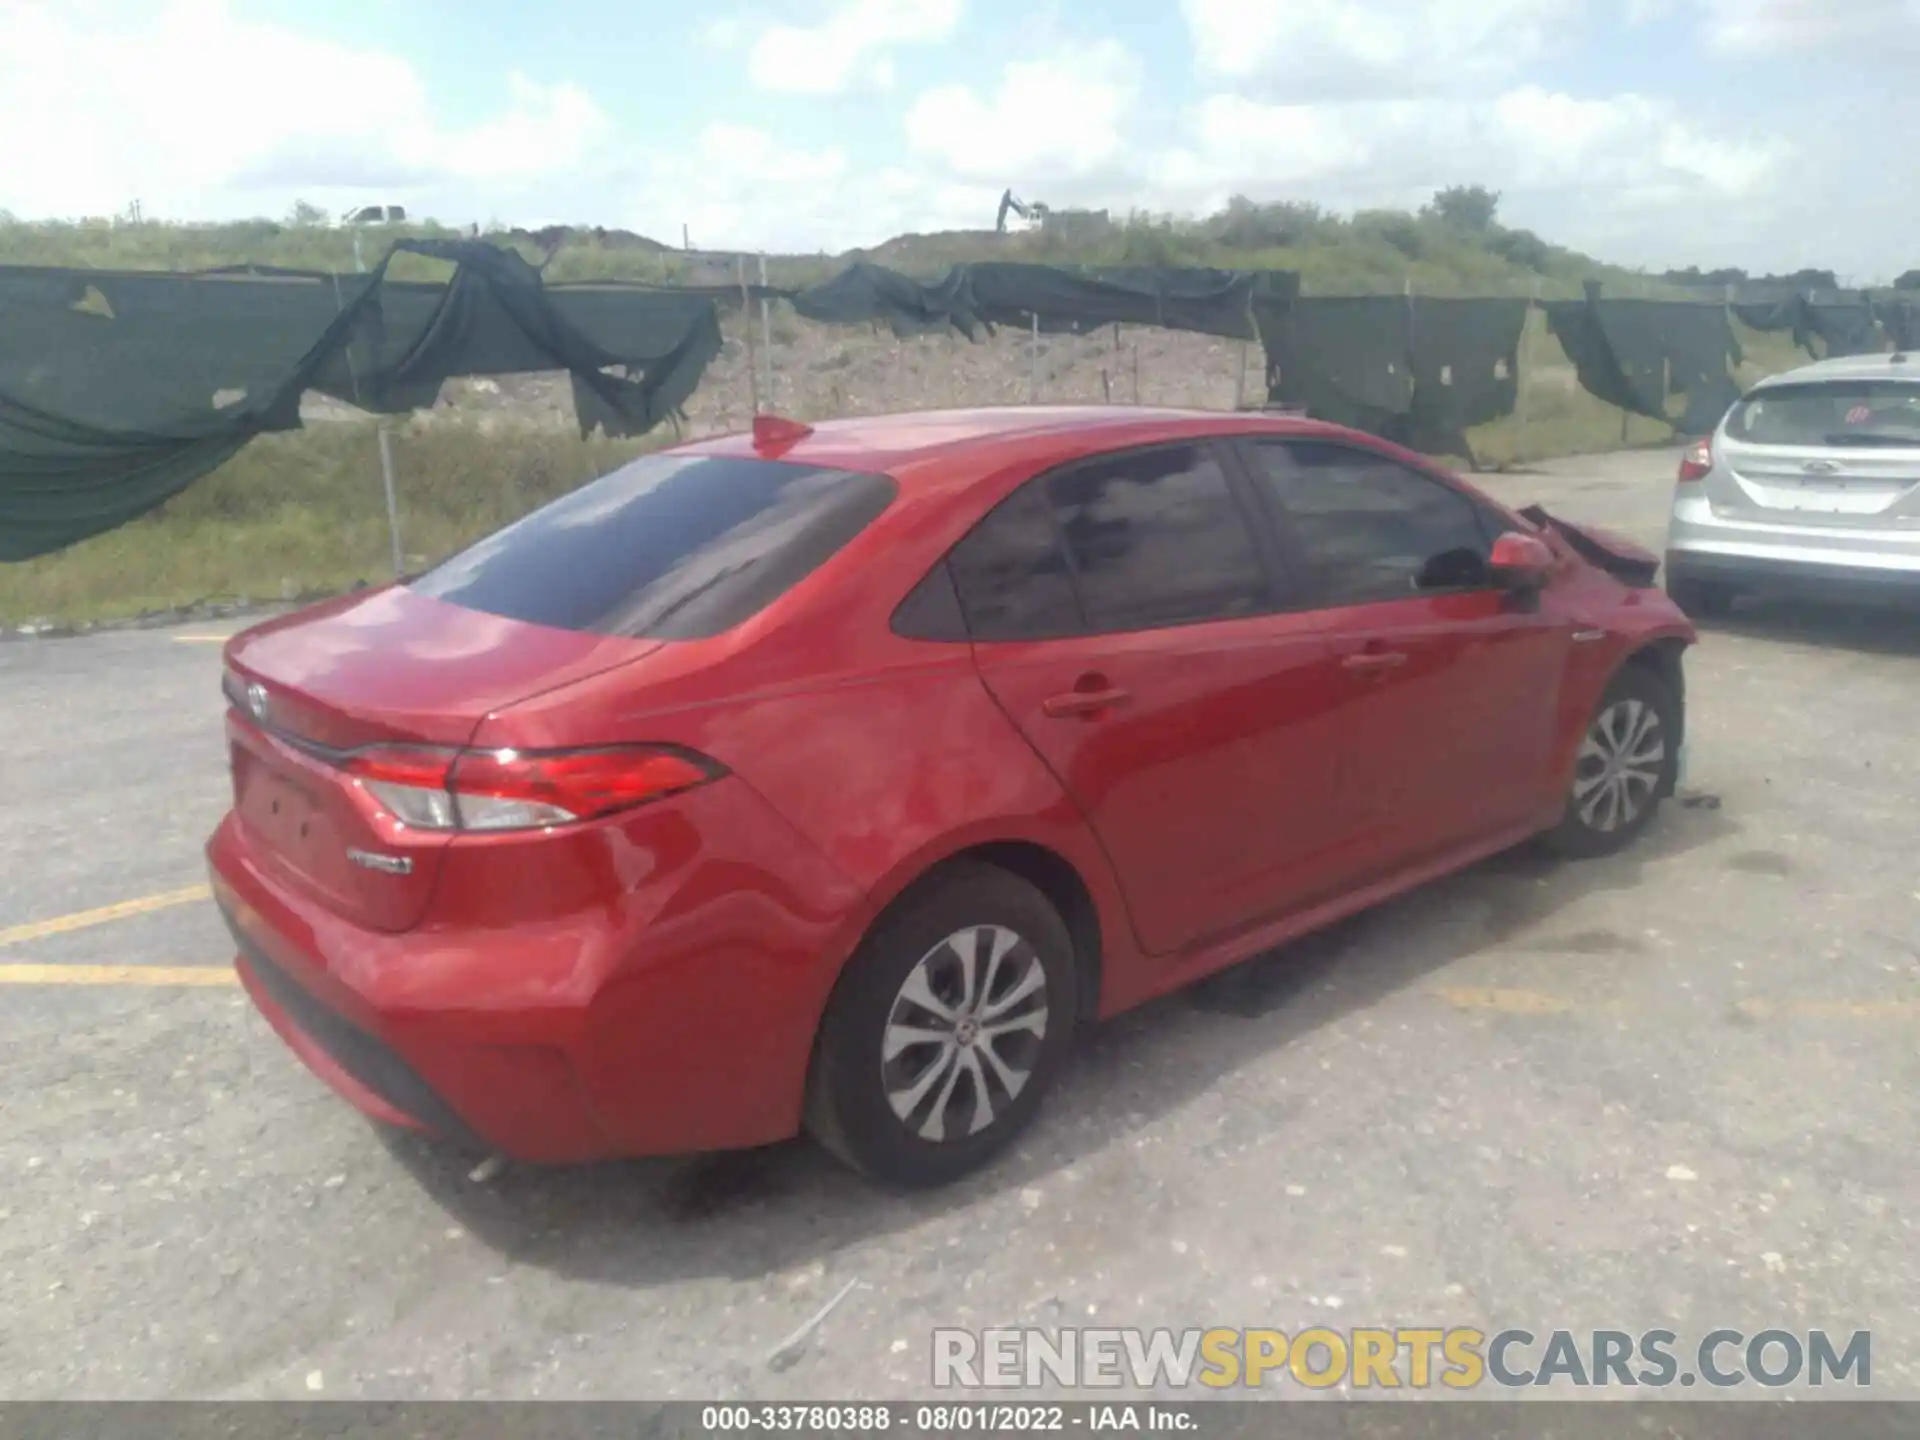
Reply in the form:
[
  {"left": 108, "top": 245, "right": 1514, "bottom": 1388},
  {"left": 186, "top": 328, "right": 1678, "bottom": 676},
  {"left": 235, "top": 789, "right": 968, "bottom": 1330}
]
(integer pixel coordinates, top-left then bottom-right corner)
[
  {"left": 0, "top": 309, "right": 1816, "bottom": 625},
  {"left": 0, "top": 203, "right": 1822, "bottom": 625},
  {"left": 1464, "top": 311, "right": 1810, "bottom": 466},
  {"left": 0, "top": 422, "right": 656, "bottom": 626}
]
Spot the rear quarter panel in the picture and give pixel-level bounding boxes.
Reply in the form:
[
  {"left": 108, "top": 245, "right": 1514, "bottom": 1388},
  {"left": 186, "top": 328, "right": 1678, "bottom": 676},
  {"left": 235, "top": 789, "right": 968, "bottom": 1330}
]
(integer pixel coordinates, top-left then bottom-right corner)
[
  {"left": 482, "top": 641, "right": 1137, "bottom": 1017},
  {"left": 474, "top": 465, "right": 1145, "bottom": 1027}
]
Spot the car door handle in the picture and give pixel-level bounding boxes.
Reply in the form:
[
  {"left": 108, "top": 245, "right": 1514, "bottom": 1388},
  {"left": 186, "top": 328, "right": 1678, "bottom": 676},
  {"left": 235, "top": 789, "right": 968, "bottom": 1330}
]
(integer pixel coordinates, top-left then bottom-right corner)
[
  {"left": 1341, "top": 650, "right": 1408, "bottom": 673},
  {"left": 1042, "top": 686, "right": 1132, "bottom": 718}
]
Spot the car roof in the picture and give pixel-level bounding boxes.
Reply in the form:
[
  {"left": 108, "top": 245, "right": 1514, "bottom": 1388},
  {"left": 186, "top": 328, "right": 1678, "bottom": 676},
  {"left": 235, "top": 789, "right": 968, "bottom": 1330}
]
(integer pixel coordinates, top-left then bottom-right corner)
[
  {"left": 674, "top": 405, "right": 1356, "bottom": 493},
  {"left": 1751, "top": 352, "right": 1920, "bottom": 389}
]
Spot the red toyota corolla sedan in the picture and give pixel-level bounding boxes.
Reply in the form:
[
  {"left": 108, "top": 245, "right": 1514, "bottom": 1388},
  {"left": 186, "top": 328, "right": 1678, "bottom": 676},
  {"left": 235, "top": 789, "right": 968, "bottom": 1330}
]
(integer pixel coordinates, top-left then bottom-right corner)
[{"left": 207, "top": 406, "right": 1695, "bottom": 1187}]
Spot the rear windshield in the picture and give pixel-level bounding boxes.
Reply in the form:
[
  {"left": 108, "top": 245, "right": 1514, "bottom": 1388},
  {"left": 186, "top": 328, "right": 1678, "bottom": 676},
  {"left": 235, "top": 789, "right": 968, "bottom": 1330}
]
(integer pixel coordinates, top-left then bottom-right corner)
[
  {"left": 1727, "top": 380, "right": 1920, "bottom": 448},
  {"left": 408, "top": 453, "right": 897, "bottom": 639}
]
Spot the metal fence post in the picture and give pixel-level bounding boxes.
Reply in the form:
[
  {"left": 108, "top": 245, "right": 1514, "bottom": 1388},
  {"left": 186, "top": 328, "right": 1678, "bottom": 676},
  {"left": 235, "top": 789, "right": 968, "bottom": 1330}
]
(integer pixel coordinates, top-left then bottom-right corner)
[
  {"left": 348, "top": 239, "right": 405, "bottom": 579},
  {"left": 738, "top": 255, "right": 761, "bottom": 416},
  {"left": 1029, "top": 313, "right": 1040, "bottom": 403},
  {"left": 377, "top": 426, "right": 404, "bottom": 577},
  {"left": 1514, "top": 278, "right": 1541, "bottom": 460},
  {"left": 758, "top": 253, "right": 775, "bottom": 411}
]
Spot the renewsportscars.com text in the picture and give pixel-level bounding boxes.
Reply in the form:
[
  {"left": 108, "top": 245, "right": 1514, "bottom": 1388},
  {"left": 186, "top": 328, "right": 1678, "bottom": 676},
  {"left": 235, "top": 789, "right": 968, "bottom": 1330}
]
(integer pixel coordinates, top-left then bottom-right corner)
[{"left": 932, "top": 1326, "right": 1872, "bottom": 1391}]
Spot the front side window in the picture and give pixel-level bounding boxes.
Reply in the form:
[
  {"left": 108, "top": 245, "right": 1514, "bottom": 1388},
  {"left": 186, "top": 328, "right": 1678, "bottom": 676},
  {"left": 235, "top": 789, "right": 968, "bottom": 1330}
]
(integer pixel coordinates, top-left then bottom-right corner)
[{"left": 1245, "top": 439, "right": 1499, "bottom": 606}]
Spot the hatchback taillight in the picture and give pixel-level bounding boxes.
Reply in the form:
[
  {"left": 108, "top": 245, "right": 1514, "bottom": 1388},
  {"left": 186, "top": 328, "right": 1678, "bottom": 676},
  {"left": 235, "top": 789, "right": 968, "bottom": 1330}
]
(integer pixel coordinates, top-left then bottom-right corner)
[
  {"left": 342, "top": 744, "right": 725, "bottom": 832},
  {"left": 1678, "top": 437, "right": 1712, "bottom": 483}
]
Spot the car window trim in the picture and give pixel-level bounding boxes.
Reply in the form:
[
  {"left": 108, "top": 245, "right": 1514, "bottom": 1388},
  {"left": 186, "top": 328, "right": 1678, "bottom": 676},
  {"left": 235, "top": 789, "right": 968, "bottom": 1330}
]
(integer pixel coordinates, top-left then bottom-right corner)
[
  {"left": 919, "top": 436, "right": 1309, "bottom": 645},
  {"left": 1228, "top": 434, "right": 1513, "bottom": 607},
  {"left": 1034, "top": 436, "right": 1301, "bottom": 637}
]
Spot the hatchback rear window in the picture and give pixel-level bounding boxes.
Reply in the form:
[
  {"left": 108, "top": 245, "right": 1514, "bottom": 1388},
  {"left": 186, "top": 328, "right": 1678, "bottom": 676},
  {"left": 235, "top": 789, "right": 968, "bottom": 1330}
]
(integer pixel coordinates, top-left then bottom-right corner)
[
  {"left": 1727, "top": 381, "right": 1920, "bottom": 448},
  {"left": 409, "top": 453, "right": 897, "bottom": 639}
]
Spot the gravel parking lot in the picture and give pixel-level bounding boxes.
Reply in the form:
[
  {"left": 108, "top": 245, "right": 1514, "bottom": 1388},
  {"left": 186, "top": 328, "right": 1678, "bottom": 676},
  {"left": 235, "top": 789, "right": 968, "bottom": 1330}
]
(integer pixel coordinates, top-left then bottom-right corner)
[{"left": 2, "top": 446, "right": 1916, "bottom": 1401}]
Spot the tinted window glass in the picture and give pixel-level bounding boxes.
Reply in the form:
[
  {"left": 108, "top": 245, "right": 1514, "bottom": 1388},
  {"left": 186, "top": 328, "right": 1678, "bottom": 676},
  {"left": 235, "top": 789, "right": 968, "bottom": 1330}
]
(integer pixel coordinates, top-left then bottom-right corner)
[
  {"left": 1046, "top": 445, "right": 1268, "bottom": 631},
  {"left": 1727, "top": 381, "right": 1920, "bottom": 447},
  {"left": 408, "top": 454, "right": 896, "bottom": 639},
  {"left": 948, "top": 484, "right": 1085, "bottom": 640},
  {"left": 1248, "top": 440, "right": 1497, "bottom": 606},
  {"left": 891, "top": 561, "right": 968, "bottom": 642}
]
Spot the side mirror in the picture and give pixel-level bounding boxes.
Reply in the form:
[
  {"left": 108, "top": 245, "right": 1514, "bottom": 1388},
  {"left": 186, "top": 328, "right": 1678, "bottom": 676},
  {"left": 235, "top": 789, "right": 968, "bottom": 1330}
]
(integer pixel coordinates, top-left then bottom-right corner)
[{"left": 1488, "top": 531, "right": 1555, "bottom": 590}]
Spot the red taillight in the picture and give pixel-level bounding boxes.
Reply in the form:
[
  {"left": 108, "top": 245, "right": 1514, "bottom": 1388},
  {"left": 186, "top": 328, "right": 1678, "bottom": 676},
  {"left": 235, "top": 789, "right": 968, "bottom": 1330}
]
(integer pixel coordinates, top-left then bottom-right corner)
[
  {"left": 345, "top": 746, "right": 456, "bottom": 788},
  {"left": 1678, "top": 437, "right": 1712, "bottom": 483},
  {"left": 450, "top": 746, "right": 722, "bottom": 830},
  {"left": 341, "top": 744, "right": 723, "bottom": 832}
]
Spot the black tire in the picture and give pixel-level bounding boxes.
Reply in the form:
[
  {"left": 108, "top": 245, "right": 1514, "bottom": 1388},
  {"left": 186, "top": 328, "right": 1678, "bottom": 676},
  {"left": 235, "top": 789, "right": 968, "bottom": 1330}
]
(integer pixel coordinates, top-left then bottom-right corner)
[
  {"left": 805, "top": 863, "right": 1078, "bottom": 1189},
  {"left": 1667, "top": 573, "right": 1737, "bottom": 620},
  {"left": 1540, "top": 664, "right": 1681, "bottom": 859}
]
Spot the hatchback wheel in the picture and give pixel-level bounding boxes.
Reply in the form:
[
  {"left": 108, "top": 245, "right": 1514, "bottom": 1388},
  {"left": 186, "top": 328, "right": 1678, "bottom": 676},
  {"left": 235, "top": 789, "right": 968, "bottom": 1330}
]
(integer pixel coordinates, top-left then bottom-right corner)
[
  {"left": 1542, "top": 666, "right": 1679, "bottom": 859},
  {"left": 806, "top": 864, "right": 1077, "bottom": 1188}
]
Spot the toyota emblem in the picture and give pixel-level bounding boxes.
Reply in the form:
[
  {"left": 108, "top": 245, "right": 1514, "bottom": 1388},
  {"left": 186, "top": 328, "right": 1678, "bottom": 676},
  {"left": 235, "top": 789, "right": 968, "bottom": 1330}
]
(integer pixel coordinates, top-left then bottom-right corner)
[{"left": 245, "top": 682, "right": 269, "bottom": 722}]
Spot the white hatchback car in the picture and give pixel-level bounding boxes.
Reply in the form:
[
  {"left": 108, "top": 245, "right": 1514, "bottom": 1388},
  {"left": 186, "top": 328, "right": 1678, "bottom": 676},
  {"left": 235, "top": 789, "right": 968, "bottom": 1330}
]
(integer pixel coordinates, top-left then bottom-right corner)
[{"left": 1665, "top": 351, "right": 1920, "bottom": 615}]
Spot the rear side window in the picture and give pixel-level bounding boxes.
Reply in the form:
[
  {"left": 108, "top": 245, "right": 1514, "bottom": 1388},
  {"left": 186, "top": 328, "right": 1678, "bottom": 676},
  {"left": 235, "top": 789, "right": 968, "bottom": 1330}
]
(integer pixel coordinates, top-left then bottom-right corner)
[
  {"left": 409, "top": 454, "right": 896, "bottom": 639},
  {"left": 1046, "top": 444, "right": 1269, "bottom": 631},
  {"left": 947, "top": 484, "right": 1085, "bottom": 641},
  {"left": 1246, "top": 439, "right": 1499, "bottom": 606},
  {"left": 1727, "top": 381, "right": 1920, "bottom": 447}
]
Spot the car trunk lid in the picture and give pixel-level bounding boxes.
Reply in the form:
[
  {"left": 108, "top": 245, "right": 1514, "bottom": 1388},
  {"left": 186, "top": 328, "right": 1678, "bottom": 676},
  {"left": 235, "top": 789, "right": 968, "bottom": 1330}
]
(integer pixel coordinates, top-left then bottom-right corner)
[
  {"left": 222, "top": 585, "right": 660, "bottom": 932},
  {"left": 1717, "top": 438, "right": 1920, "bottom": 525},
  {"left": 1714, "top": 377, "right": 1920, "bottom": 529}
]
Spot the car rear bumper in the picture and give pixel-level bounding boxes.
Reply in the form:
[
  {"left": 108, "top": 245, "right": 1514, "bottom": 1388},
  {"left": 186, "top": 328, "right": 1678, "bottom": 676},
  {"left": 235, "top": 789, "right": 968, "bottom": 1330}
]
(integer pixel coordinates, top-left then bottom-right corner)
[
  {"left": 230, "top": 926, "right": 480, "bottom": 1146},
  {"left": 1666, "top": 546, "right": 1920, "bottom": 594},
  {"left": 1667, "top": 495, "right": 1920, "bottom": 592},
  {"left": 205, "top": 781, "right": 866, "bottom": 1163}
]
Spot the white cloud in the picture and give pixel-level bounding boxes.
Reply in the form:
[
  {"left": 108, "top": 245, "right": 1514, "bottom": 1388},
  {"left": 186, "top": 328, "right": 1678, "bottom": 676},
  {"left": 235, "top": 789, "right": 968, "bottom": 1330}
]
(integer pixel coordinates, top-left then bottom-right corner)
[
  {"left": 905, "top": 41, "right": 1141, "bottom": 182},
  {"left": 746, "top": 0, "right": 963, "bottom": 96},
  {"left": 0, "top": 0, "right": 611, "bottom": 221},
  {"left": 1145, "top": 86, "right": 1790, "bottom": 259},
  {"left": 698, "top": 16, "right": 748, "bottom": 50},
  {"left": 624, "top": 122, "right": 996, "bottom": 253},
  {"left": 0, "top": 0, "right": 1908, "bottom": 281},
  {"left": 1179, "top": 0, "right": 1580, "bottom": 99},
  {"left": 1698, "top": 0, "right": 1920, "bottom": 54}
]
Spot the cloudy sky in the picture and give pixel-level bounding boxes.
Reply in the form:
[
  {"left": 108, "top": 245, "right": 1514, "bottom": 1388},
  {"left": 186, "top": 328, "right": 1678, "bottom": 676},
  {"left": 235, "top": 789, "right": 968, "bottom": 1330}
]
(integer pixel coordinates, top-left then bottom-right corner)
[{"left": 1, "top": 0, "right": 1914, "bottom": 279}]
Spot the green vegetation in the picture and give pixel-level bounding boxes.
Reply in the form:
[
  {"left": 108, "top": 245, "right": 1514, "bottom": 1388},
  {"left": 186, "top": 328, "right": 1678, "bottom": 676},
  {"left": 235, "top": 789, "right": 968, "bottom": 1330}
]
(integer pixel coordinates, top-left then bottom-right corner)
[
  {"left": 0, "top": 190, "right": 1817, "bottom": 627},
  {"left": 0, "top": 423, "right": 656, "bottom": 627},
  {"left": 0, "top": 189, "right": 1683, "bottom": 299},
  {"left": 1465, "top": 309, "right": 1807, "bottom": 468}
]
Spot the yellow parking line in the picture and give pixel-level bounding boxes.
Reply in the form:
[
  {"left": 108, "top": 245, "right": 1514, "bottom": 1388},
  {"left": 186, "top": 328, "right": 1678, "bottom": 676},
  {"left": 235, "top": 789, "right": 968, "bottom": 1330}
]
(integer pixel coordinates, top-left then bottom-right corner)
[
  {"left": 171, "top": 635, "right": 231, "bottom": 644},
  {"left": 0, "top": 885, "right": 212, "bottom": 948},
  {"left": 1432, "top": 986, "right": 1575, "bottom": 1014},
  {"left": 0, "top": 964, "right": 235, "bottom": 987},
  {"left": 1736, "top": 998, "right": 1919, "bottom": 1021}
]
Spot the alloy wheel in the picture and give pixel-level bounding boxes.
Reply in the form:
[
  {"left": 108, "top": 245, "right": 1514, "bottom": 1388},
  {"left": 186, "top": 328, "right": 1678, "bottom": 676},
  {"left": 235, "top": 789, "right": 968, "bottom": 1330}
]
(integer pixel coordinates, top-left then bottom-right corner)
[
  {"left": 1573, "top": 697, "right": 1666, "bottom": 833},
  {"left": 881, "top": 924, "right": 1050, "bottom": 1143}
]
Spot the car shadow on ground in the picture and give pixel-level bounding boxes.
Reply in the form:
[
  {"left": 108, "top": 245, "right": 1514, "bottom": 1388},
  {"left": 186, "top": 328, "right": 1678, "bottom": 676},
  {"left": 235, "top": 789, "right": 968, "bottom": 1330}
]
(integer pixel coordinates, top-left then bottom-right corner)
[
  {"left": 380, "top": 797, "right": 1740, "bottom": 1289},
  {"left": 1696, "top": 593, "right": 1920, "bottom": 659}
]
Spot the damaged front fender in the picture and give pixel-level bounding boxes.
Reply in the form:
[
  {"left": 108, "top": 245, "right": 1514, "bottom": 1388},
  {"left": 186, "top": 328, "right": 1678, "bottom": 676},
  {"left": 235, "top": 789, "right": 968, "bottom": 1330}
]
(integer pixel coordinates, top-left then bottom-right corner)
[{"left": 1518, "top": 504, "right": 1662, "bottom": 587}]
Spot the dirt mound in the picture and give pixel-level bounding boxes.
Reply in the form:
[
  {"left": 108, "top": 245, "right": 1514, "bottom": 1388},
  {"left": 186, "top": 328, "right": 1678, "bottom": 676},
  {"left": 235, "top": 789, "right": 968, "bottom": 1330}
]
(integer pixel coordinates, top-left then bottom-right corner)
[{"left": 301, "top": 305, "right": 1266, "bottom": 435}]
